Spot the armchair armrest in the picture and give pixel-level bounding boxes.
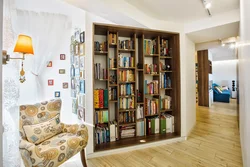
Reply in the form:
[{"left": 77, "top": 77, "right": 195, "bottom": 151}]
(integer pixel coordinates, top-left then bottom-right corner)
[
  {"left": 61, "top": 123, "right": 88, "bottom": 139},
  {"left": 19, "top": 139, "right": 36, "bottom": 152}
]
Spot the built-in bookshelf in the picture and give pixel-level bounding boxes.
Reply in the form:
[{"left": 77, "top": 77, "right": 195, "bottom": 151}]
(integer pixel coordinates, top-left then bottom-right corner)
[{"left": 93, "top": 23, "right": 180, "bottom": 152}]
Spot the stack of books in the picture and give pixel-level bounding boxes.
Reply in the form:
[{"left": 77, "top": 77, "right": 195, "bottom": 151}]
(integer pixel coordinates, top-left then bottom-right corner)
[
  {"left": 146, "top": 117, "right": 160, "bottom": 135},
  {"left": 109, "top": 121, "right": 118, "bottom": 142},
  {"left": 144, "top": 39, "right": 157, "bottom": 54},
  {"left": 108, "top": 87, "right": 117, "bottom": 100},
  {"left": 119, "top": 97, "right": 135, "bottom": 109},
  {"left": 145, "top": 98, "right": 159, "bottom": 115},
  {"left": 119, "top": 111, "right": 135, "bottom": 123},
  {"left": 160, "top": 38, "right": 169, "bottom": 56},
  {"left": 95, "top": 110, "right": 108, "bottom": 124},
  {"left": 118, "top": 54, "right": 134, "bottom": 68},
  {"left": 161, "top": 96, "right": 172, "bottom": 110},
  {"left": 145, "top": 64, "right": 158, "bottom": 74},
  {"left": 160, "top": 114, "right": 175, "bottom": 134},
  {"left": 109, "top": 58, "right": 117, "bottom": 68},
  {"left": 136, "top": 120, "right": 145, "bottom": 136},
  {"left": 95, "top": 124, "right": 110, "bottom": 144},
  {"left": 144, "top": 80, "right": 159, "bottom": 94},
  {"left": 94, "top": 89, "right": 108, "bottom": 108},
  {"left": 119, "top": 70, "right": 134, "bottom": 82},
  {"left": 94, "top": 41, "right": 107, "bottom": 51},
  {"left": 160, "top": 74, "right": 171, "bottom": 88},
  {"left": 120, "top": 84, "right": 135, "bottom": 96},
  {"left": 94, "top": 63, "right": 108, "bottom": 80},
  {"left": 120, "top": 126, "right": 135, "bottom": 139},
  {"left": 119, "top": 40, "right": 134, "bottom": 49},
  {"left": 109, "top": 33, "right": 117, "bottom": 44}
]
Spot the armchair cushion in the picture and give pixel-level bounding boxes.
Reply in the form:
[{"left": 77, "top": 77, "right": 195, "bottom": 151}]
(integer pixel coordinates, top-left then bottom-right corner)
[{"left": 23, "top": 114, "right": 62, "bottom": 144}]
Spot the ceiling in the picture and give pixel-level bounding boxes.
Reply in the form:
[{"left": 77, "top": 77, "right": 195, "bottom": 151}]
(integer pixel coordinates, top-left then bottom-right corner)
[
  {"left": 125, "top": 0, "right": 239, "bottom": 23},
  {"left": 210, "top": 46, "right": 236, "bottom": 61},
  {"left": 187, "top": 22, "right": 239, "bottom": 43}
]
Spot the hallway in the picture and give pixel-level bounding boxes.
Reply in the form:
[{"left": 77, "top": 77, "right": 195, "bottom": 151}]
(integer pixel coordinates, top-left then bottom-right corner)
[{"left": 87, "top": 104, "right": 242, "bottom": 167}]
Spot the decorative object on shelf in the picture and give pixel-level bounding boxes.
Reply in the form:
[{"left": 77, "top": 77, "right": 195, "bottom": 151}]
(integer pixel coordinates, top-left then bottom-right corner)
[
  {"left": 60, "top": 54, "right": 66, "bottom": 60},
  {"left": 59, "top": 69, "right": 65, "bottom": 74},
  {"left": 47, "top": 61, "right": 52, "bottom": 67},
  {"left": 63, "top": 82, "right": 68, "bottom": 89},
  {"left": 3, "top": 35, "right": 34, "bottom": 83},
  {"left": 54, "top": 91, "right": 60, "bottom": 97},
  {"left": 137, "top": 90, "right": 142, "bottom": 102},
  {"left": 48, "top": 79, "right": 54, "bottom": 86}
]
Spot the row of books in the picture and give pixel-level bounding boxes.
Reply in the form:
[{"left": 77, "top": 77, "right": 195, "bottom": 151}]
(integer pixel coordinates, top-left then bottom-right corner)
[
  {"left": 94, "top": 41, "right": 107, "bottom": 52},
  {"left": 160, "top": 39, "right": 169, "bottom": 56},
  {"left": 94, "top": 89, "right": 108, "bottom": 109},
  {"left": 118, "top": 54, "right": 135, "bottom": 68},
  {"left": 119, "top": 70, "right": 135, "bottom": 82},
  {"left": 119, "top": 97, "right": 135, "bottom": 109},
  {"left": 136, "top": 121, "right": 145, "bottom": 136},
  {"left": 145, "top": 64, "right": 158, "bottom": 74},
  {"left": 119, "top": 40, "right": 134, "bottom": 50},
  {"left": 109, "top": 87, "right": 117, "bottom": 101},
  {"left": 119, "top": 111, "right": 135, "bottom": 124},
  {"left": 120, "top": 84, "right": 135, "bottom": 96},
  {"left": 161, "top": 96, "right": 172, "bottom": 110},
  {"left": 95, "top": 125, "right": 110, "bottom": 144},
  {"left": 109, "top": 58, "right": 117, "bottom": 69},
  {"left": 161, "top": 114, "right": 175, "bottom": 133},
  {"left": 146, "top": 117, "right": 160, "bottom": 135},
  {"left": 144, "top": 80, "right": 159, "bottom": 94},
  {"left": 145, "top": 98, "right": 159, "bottom": 116},
  {"left": 144, "top": 39, "right": 157, "bottom": 55},
  {"left": 120, "top": 125, "right": 135, "bottom": 139},
  {"left": 95, "top": 110, "right": 108, "bottom": 124},
  {"left": 160, "top": 73, "right": 171, "bottom": 88},
  {"left": 109, "top": 33, "right": 117, "bottom": 44},
  {"left": 94, "top": 63, "right": 108, "bottom": 80}
]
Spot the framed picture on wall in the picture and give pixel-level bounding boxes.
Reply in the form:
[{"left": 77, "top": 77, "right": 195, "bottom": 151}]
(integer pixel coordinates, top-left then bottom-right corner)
[
  {"left": 71, "top": 89, "right": 76, "bottom": 98},
  {"left": 70, "top": 44, "right": 74, "bottom": 54},
  {"left": 71, "top": 55, "right": 74, "bottom": 64},
  {"left": 80, "top": 31, "right": 85, "bottom": 43},
  {"left": 75, "top": 68, "right": 80, "bottom": 77},
  {"left": 47, "top": 61, "right": 52, "bottom": 67},
  {"left": 80, "top": 80, "right": 85, "bottom": 94},
  {"left": 59, "top": 69, "right": 66, "bottom": 74},
  {"left": 60, "top": 54, "right": 66, "bottom": 60},
  {"left": 71, "top": 78, "right": 75, "bottom": 89},
  {"left": 63, "top": 82, "right": 68, "bottom": 89},
  {"left": 77, "top": 106, "right": 85, "bottom": 121},
  {"left": 75, "top": 44, "right": 79, "bottom": 55},
  {"left": 72, "top": 99, "right": 77, "bottom": 114},
  {"left": 80, "top": 56, "right": 85, "bottom": 70},
  {"left": 55, "top": 91, "right": 60, "bottom": 98},
  {"left": 80, "top": 70, "right": 85, "bottom": 79},
  {"left": 79, "top": 43, "right": 85, "bottom": 56},
  {"left": 78, "top": 94, "right": 85, "bottom": 107},
  {"left": 74, "top": 56, "right": 79, "bottom": 68},
  {"left": 74, "top": 28, "right": 81, "bottom": 42},
  {"left": 48, "top": 79, "right": 54, "bottom": 86}
]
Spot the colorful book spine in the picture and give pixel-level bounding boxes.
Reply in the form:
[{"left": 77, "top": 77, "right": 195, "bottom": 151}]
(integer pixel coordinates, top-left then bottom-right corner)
[{"left": 94, "top": 90, "right": 99, "bottom": 108}]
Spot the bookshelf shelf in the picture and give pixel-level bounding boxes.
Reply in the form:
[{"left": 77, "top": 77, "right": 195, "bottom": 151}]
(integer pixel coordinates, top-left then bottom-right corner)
[
  {"left": 160, "top": 109, "right": 173, "bottom": 112},
  {"left": 160, "top": 56, "right": 172, "bottom": 59},
  {"left": 118, "top": 49, "right": 135, "bottom": 52},
  {"left": 94, "top": 51, "right": 108, "bottom": 55},
  {"left": 119, "top": 123, "right": 136, "bottom": 126},
  {"left": 93, "top": 23, "right": 180, "bottom": 152},
  {"left": 119, "top": 109, "right": 136, "bottom": 112}
]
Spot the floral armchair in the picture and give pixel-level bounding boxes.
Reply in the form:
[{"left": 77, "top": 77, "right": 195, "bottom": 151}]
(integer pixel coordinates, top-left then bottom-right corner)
[{"left": 19, "top": 99, "right": 88, "bottom": 167}]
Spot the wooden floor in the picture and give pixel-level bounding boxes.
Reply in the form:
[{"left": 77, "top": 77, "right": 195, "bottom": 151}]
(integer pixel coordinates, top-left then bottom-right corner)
[{"left": 87, "top": 101, "right": 242, "bottom": 167}]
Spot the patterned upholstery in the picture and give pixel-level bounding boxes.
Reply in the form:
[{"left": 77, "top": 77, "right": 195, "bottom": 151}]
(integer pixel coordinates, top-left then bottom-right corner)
[{"left": 19, "top": 99, "right": 88, "bottom": 167}]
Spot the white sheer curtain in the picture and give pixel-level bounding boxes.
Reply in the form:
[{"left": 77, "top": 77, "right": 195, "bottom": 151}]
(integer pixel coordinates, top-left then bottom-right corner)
[{"left": 11, "top": 9, "right": 71, "bottom": 102}]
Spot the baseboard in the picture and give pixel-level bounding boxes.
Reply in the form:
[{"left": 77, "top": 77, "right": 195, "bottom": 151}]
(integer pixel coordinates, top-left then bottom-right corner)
[{"left": 87, "top": 136, "right": 185, "bottom": 159}]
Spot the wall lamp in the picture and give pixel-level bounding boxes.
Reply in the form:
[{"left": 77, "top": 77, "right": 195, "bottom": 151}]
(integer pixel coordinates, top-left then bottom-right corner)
[{"left": 3, "top": 34, "right": 34, "bottom": 83}]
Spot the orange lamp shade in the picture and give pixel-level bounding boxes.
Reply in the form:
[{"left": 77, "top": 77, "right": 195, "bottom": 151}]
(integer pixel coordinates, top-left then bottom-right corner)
[{"left": 14, "top": 35, "right": 34, "bottom": 55}]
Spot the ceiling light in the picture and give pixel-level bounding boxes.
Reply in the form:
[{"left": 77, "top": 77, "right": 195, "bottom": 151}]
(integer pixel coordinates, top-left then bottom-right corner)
[{"left": 221, "top": 43, "right": 225, "bottom": 47}]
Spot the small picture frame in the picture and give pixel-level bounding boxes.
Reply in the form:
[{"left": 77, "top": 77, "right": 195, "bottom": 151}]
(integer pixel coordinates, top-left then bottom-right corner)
[
  {"left": 80, "top": 31, "right": 85, "bottom": 43},
  {"left": 74, "top": 28, "right": 81, "bottom": 42},
  {"left": 79, "top": 43, "right": 85, "bottom": 56},
  {"left": 59, "top": 69, "right": 66, "bottom": 74},
  {"left": 80, "top": 80, "right": 85, "bottom": 94},
  {"left": 71, "top": 89, "right": 76, "bottom": 98},
  {"left": 48, "top": 79, "right": 54, "bottom": 86},
  {"left": 63, "top": 82, "right": 68, "bottom": 89},
  {"left": 47, "top": 61, "right": 52, "bottom": 67},
  {"left": 71, "top": 55, "right": 75, "bottom": 64},
  {"left": 78, "top": 94, "right": 85, "bottom": 107},
  {"left": 77, "top": 106, "right": 85, "bottom": 121},
  {"left": 72, "top": 99, "right": 77, "bottom": 114},
  {"left": 80, "top": 70, "right": 85, "bottom": 79},
  {"left": 74, "top": 56, "right": 79, "bottom": 68},
  {"left": 70, "top": 64, "right": 75, "bottom": 77},
  {"left": 60, "top": 54, "right": 66, "bottom": 60},
  {"left": 80, "top": 56, "right": 85, "bottom": 70},
  {"left": 75, "top": 68, "right": 80, "bottom": 77},
  {"left": 75, "top": 44, "right": 79, "bottom": 55},
  {"left": 70, "top": 44, "right": 74, "bottom": 54},
  {"left": 55, "top": 91, "right": 60, "bottom": 98}
]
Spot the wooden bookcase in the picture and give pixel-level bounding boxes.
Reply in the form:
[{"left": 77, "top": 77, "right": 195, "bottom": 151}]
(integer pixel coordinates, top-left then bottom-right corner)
[{"left": 93, "top": 23, "right": 181, "bottom": 152}]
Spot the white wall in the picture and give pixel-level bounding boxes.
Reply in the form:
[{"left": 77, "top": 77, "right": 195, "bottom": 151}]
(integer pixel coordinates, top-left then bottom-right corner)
[
  {"left": 184, "top": 36, "right": 196, "bottom": 135},
  {"left": 0, "top": 0, "right": 3, "bottom": 166},
  {"left": 239, "top": 0, "right": 250, "bottom": 166},
  {"left": 212, "top": 60, "right": 238, "bottom": 90}
]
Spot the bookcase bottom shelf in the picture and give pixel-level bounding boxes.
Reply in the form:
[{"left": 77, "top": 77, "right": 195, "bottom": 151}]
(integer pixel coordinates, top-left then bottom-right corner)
[{"left": 94, "top": 132, "right": 180, "bottom": 152}]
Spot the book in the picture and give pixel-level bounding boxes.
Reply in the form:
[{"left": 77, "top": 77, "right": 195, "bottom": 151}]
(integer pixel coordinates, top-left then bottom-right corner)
[
  {"left": 110, "top": 121, "right": 116, "bottom": 142},
  {"left": 120, "top": 125, "right": 135, "bottom": 138},
  {"left": 94, "top": 63, "right": 108, "bottom": 80},
  {"left": 119, "top": 40, "right": 134, "bottom": 49},
  {"left": 145, "top": 98, "right": 159, "bottom": 115},
  {"left": 95, "top": 110, "right": 108, "bottom": 124},
  {"left": 160, "top": 115, "right": 166, "bottom": 134},
  {"left": 119, "top": 70, "right": 135, "bottom": 82},
  {"left": 95, "top": 124, "right": 110, "bottom": 144},
  {"left": 144, "top": 39, "right": 157, "bottom": 54},
  {"left": 104, "top": 89, "right": 108, "bottom": 108},
  {"left": 118, "top": 54, "right": 134, "bottom": 68},
  {"left": 109, "top": 33, "right": 117, "bottom": 44},
  {"left": 155, "top": 117, "right": 160, "bottom": 134},
  {"left": 145, "top": 64, "right": 158, "bottom": 74},
  {"left": 136, "top": 121, "right": 144, "bottom": 136},
  {"left": 145, "top": 80, "right": 159, "bottom": 94},
  {"left": 160, "top": 38, "right": 169, "bottom": 56}
]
